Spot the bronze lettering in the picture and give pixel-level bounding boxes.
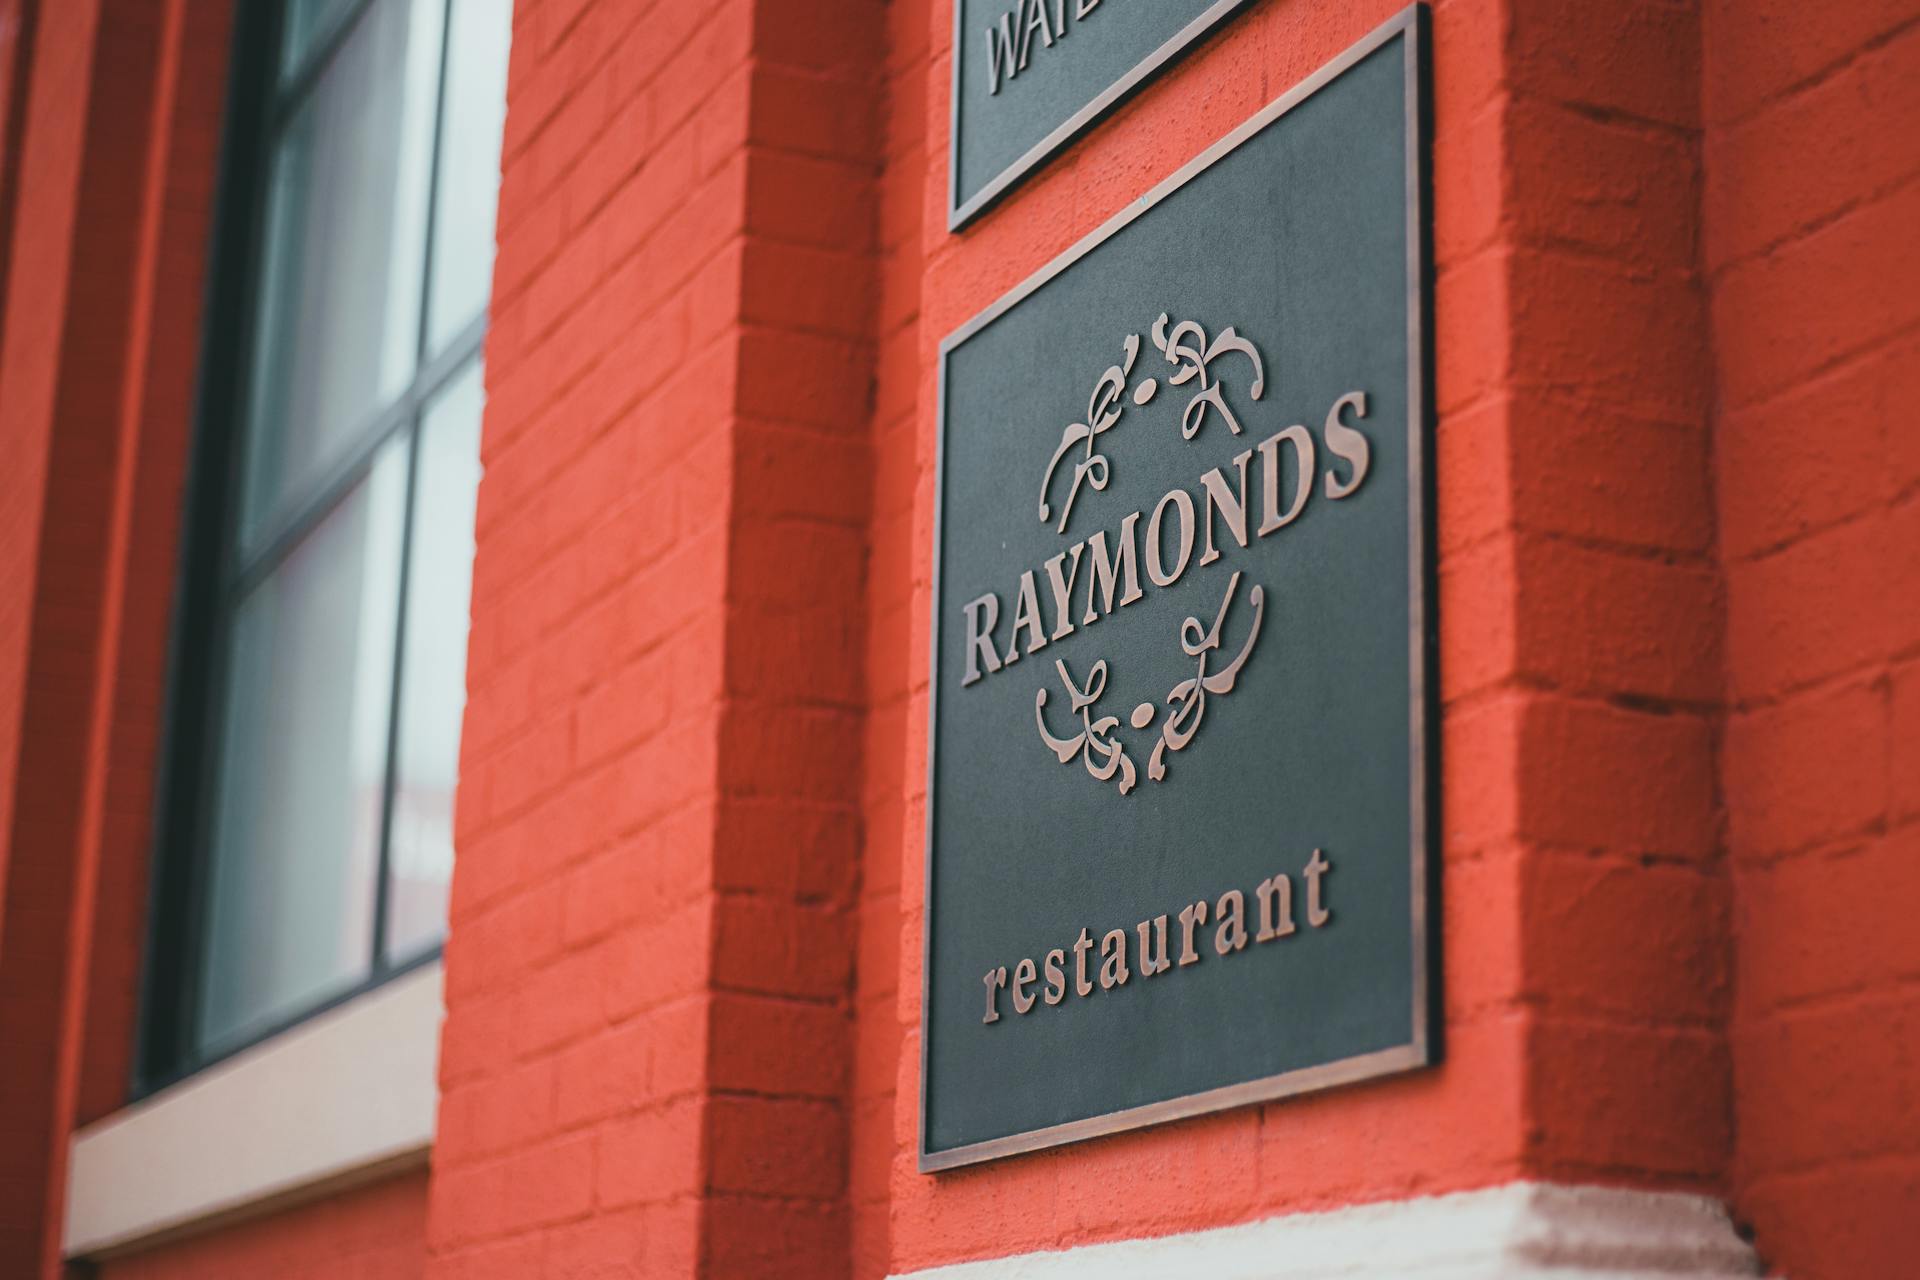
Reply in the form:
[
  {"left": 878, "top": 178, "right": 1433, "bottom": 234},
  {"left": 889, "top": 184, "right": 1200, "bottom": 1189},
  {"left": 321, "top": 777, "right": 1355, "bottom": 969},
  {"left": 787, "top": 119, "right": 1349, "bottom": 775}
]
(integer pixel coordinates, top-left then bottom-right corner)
[
  {"left": 972, "top": 849, "right": 1340, "bottom": 1028},
  {"left": 951, "top": 334, "right": 1373, "bottom": 814},
  {"left": 1099, "top": 928, "right": 1130, "bottom": 988},
  {"left": 985, "top": 12, "right": 1017, "bottom": 94},
  {"left": 1214, "top": 889, "right": 1248, "bottom": 956},
  {"left": 1002, "top": 569, "right": 1048, "bottom": 665},
  {"left": 1177, "top": 898, "right": 1209, "bottom": 966},
  {"left": 1043, "top": 948, "right": 1067, "bottom": 1004},
  {"left": 982, "top": 0, "right": 1107, "bottom": 100},
  {"left": 982, "top": 966, "right": 1007, "bottom": 1024},
  {"left": 1080, "top": 513, "right": 1143, "bottom": 624},
  {"left": 1255, "top": 872, "right": 1296, "bottom": 942},
  {"left": 1145, "top": 488, "right": 1195, "bottom": 587},
  {"left": 1011, "top": 956, "right": 1038, "bottom": 1013},
  {"left": 1016, "top": 0, "right": 1053, "bottom": 71},
  {"left": 1135, "top": 914, "right": 1171, "bottom": 976},
  {"left": 1256, "top": 424, "right": 1314, "bottom": 535},
  {"left": 1306, "top": 848, "right": 1332, "bottom": 926},
  {"left": 1197, "top": 449, "right": 1253, "bottom": 567},
  {"left": 1043, "top": 542, "right": 1086, "bottom": 641},
  {"left": 1322, "top": 391, "right": 1371, "bottom": 499},
  {"left": 960, "top": 592, "right": 1003, "bottom": 688}
]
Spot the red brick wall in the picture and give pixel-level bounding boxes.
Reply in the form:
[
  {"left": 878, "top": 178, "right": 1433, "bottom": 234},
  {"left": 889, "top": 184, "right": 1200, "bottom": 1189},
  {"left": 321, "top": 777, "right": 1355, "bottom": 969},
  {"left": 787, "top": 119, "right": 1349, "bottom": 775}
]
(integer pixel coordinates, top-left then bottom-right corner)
[
  {"left": 97, "top": 1171, "right": 431, "bottom": 1280},
  {"left": 0, "top": 1, "right": 228, "bottom": 1272},
  {"left": 1706, "top": 2, "right": 1920, "bottom": 1276}
]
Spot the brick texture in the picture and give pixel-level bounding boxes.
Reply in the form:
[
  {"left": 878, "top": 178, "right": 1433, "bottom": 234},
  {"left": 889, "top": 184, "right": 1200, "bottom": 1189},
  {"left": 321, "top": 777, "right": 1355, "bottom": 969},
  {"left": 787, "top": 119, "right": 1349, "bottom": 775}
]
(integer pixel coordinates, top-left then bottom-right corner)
[
  {"left": 97, "top": 1171, "right": 431, "bottom": 1280},
  {"left": 425, "top": 0, "right": 886, "bottom": 1276},
  {"left": 848, "top": 2, "right": 929, "bottom": 1277},
  {"left": 1706, "top": 3, "right": 1920, "bottom": 1277},
  {"left": 0, "top": 1, "right": 228, "bottom": 1273}
]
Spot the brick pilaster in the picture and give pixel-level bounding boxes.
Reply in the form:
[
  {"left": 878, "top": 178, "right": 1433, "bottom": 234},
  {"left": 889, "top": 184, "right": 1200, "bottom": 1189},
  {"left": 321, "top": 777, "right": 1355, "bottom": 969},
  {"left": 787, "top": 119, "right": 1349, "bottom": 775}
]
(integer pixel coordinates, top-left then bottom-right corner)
[{"left": 427, "top": 1, "right": 887, "bottom": 1275}]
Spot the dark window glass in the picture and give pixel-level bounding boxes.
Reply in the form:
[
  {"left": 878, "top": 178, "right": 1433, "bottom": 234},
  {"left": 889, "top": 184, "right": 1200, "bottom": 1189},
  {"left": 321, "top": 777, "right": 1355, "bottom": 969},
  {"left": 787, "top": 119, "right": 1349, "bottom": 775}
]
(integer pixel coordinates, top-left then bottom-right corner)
[{"left": 147, "top": 0, "right": 510, "bottom": 1080}]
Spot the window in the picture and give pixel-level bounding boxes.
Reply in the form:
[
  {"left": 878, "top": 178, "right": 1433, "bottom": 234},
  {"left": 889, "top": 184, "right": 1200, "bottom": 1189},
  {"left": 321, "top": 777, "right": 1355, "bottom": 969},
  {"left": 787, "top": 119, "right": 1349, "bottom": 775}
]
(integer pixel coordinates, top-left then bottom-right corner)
[{"left": 142, "top": 0, "right": 510, "bottom": 1086}]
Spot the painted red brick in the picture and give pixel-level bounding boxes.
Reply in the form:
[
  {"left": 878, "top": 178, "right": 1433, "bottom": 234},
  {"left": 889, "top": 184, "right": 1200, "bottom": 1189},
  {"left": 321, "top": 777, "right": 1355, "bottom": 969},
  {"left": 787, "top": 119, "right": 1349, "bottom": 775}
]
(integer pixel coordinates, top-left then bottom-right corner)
[
  {"left": 1724, "top": 675, "right": 1890, "bottom": 861},
  {"left": 1738, "top": 1158, "right": 1920, "bottom": 1280},
  {"left": 1735, "top": 988, "right": 1920, "bottom": 1175},
  {"left": 1515, "top": 695, "right": 1719, "bottom": 862},
  {"left": 1726, "top": 507, "right": 1917, "bottom": 705},
  {"left": 1735, "top": 827, "right": 1920, "bottom": 1017},
  {"left": 1512, "top": 535, "right": 1721, "bottom": 705},
  {"left": 1717, "top": 330, "right": 1920, "bottom": 561},
  {"left": 0, "top": 0, "right": 1913, "bottom": 1277},
  {"left": 98, "top": 1172, "right": 430, "bottom": 1280},
  {"left": 1703, "top": 0, "right": 1919, "bottom": 124},
  {"left": 1529, "top": 1019, "right": 1730, "bottom": 1183},
  {"left": 1708, "top": 1, "right": 1920, "bottom": 1273},
  {"left": 1522, "top": 853, "right": 1729, "bottom": 1025},
  {"left": 0, "top": 1, "right": 232, "bottom": 1273}
]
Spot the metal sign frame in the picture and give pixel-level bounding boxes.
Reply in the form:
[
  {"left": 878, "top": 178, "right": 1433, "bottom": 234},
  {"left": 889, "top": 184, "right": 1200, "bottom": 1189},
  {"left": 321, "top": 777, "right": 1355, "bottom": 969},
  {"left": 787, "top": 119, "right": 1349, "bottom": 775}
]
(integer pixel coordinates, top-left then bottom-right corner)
[
  {"left": 920, "top": 4, "right": 1433, "bottom": 1172},
  {"left": 947, "top": 0, "right": 1259, "bottom": 230}
]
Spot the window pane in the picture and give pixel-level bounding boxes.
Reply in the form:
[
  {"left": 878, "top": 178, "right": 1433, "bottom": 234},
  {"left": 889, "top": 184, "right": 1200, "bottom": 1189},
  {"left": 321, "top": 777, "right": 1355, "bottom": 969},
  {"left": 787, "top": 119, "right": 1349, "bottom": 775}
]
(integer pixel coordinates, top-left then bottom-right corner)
[
  {"left": 384, "top": 359, "right": 483, "bottom": 959},
  {"left": 281, "top": 0, "right": 358, "bottom": 72},
  {"left": 240, "top": 0, "right": 443, "bottom": 553},
  {"left": 425, "top": 0, "right": 512, "bottom": 354},
  {"left": 196, "top": 439, "right": 410, "bottom": 1056}
]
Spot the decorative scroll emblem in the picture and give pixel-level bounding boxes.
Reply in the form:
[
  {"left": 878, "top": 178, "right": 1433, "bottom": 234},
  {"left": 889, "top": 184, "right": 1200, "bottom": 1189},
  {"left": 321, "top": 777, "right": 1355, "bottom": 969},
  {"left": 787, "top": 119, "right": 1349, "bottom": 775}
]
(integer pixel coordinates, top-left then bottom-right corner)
[
  {"left": 1034, "top": 658, "right": 1138, "bottom": 794},
  {"left": 1037, "top": 334, "right": 1138, "bottom": 534},
  {"left": 1147, "top": 570, "right": 1264, "bottom": 782},
  {"left": 1151, "top": 312, "right": 1267, "bottom": 440},
  {"left": 1034, "top": 570, "right": 1265, "bottom": 796},
  {"left": 1029, "top": 316, "right": 1271, "bottom": 796}
]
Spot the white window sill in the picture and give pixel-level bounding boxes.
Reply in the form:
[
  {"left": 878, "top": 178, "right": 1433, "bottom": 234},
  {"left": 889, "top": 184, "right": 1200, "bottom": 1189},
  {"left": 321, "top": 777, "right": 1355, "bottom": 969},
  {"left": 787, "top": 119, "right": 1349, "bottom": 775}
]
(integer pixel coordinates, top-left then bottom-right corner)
[{"left": 62, "top": 960, "right": 442, "bottom": 1260}]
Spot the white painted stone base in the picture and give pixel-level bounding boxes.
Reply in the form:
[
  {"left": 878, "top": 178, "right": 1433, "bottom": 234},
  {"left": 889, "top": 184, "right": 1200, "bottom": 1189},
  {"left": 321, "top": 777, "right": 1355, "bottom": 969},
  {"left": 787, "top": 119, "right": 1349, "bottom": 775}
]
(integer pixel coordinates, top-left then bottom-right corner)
[{"left": 890, "top": 1181, "right": 1760, "bottom": 1279}]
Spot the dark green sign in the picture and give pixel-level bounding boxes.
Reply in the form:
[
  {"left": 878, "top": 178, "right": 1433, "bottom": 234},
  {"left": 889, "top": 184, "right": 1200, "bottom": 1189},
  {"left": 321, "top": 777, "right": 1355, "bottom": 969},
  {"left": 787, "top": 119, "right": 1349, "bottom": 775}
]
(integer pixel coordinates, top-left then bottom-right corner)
[
  {"left": 948, "top": 0, "right": 1256, "bottom": 228},
  {"left": 921, "top": 8, "right": 1432, "bottom": 1170}
]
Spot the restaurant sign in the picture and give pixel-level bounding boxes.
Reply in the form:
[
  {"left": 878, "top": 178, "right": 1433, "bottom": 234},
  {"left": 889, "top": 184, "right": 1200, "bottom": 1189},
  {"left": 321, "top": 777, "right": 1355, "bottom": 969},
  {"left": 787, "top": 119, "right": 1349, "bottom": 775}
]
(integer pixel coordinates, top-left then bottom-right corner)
[{"left": 921, "top": 8, "right": 1433, "bottom": 1170}]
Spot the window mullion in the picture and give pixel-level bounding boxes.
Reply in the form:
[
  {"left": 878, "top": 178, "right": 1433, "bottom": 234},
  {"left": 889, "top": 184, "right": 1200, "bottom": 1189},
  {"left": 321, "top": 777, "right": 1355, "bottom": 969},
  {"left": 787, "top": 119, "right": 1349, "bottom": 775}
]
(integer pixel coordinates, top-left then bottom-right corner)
[
  {"left": 227, "top": 404, "right": 411, "bottom": 599},
  {"left": 371, "top": 0, "right": 461, "bottom": 973},
  {"left": 271, "top": 0, "right": 381, "bottom": 131},
  {"left": 226, "top": 309, "right": 484, "bottom": 605},
  {"left": 370, "top": 416, "right": 424, "bottom": 974}
]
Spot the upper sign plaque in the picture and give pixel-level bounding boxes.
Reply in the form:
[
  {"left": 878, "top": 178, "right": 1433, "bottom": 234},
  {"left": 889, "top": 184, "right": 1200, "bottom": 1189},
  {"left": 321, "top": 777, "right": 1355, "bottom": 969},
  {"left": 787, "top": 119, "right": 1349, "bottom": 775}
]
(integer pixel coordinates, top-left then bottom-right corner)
[
  {"left": 922, "top": 8, "right": 1431, "bottom": 1170},
  {"left": 948, "top": 0, "right": 1257, "bottom": 228}
]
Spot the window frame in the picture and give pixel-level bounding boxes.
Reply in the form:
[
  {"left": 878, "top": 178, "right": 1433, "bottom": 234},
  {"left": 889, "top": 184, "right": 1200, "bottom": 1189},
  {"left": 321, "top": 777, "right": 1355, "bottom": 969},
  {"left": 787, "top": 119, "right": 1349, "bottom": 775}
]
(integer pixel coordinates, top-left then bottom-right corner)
[{"left": 138, "top": 0, "right": 488, "bottom": 1096}]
